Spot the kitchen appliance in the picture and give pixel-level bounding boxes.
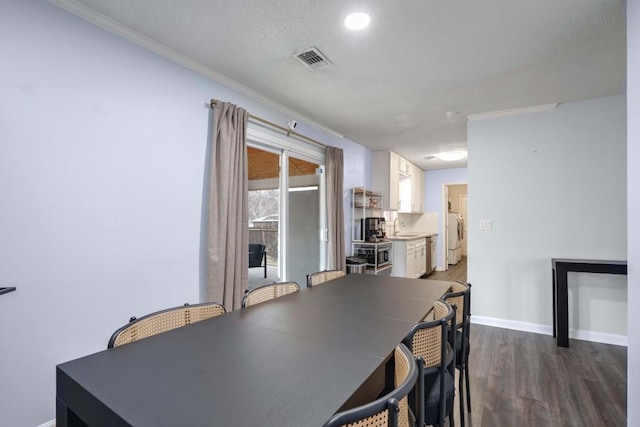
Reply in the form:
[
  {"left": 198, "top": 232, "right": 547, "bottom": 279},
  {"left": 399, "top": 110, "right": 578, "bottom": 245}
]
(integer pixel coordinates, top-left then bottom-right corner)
[
  {"left": 377, "top": 249, "right": 389, "bottom": 264},
  {"left": 447, "top": 213, "right": 463, "bottom": 265},
  {"left": 359, "top": 247, "right": 389, "bottom": 266},
  {"left": 364, "top": 217, "right": 386, "bottom": 241}
]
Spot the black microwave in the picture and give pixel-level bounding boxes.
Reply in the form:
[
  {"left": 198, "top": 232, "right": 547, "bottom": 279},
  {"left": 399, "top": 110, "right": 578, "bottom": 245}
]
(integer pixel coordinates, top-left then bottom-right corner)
[{"left": 377, "top": 250, "right": 389, "bottom": 265}]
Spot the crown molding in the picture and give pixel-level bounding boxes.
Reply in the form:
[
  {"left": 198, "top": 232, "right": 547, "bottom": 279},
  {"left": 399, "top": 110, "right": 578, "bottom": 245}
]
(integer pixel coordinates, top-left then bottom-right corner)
[
  {"left": 47, "top": 0, "right": 344, "bottom": 139},
  {"left": 467, "top": 103, "right": 559, "bottom": 121}
]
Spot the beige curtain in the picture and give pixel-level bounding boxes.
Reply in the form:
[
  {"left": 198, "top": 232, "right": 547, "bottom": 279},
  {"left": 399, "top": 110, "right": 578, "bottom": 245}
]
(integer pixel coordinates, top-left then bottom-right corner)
[
  {"left": 206, "top": 102, "right": 249, "bottom": 310},
  {"left": 326, "top": 146, "right": 345, "bottom": 271}
]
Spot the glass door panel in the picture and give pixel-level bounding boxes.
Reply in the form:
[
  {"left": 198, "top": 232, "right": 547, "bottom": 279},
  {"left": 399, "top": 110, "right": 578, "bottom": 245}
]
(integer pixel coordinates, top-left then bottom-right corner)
[
  {"left": 286, "top": 154, "right": 323, "bottom": 287},
  {"left": 247, "top": 146, "right": 280, "bottom": 288}
]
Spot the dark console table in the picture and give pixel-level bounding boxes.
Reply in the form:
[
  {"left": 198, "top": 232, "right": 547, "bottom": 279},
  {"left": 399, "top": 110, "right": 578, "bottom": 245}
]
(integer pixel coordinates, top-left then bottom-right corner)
[{"left": 552, "top": 258, "right": 627, "bottom": 347}]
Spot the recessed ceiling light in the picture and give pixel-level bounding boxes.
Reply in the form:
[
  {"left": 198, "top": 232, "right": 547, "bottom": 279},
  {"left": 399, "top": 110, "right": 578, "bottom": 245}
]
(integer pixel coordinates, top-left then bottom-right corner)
[
  {"left": 435, "top": 151, "right": 467, "bottom": 161},
  {"left": 345, "top": 12, "right": 370, "bottom": 30}
]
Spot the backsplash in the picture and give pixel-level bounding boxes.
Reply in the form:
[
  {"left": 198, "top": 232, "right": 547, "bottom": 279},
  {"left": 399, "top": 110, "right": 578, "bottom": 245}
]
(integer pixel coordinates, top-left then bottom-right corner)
[{"left": 383, "top": 211, "right": 438, "bottom": 236}]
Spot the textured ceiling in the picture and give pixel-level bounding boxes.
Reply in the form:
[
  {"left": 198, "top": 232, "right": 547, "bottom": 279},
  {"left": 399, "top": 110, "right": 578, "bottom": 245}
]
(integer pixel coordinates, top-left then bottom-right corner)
[{"left": 54, "top": 0, "right": 626, "bottom": 170}]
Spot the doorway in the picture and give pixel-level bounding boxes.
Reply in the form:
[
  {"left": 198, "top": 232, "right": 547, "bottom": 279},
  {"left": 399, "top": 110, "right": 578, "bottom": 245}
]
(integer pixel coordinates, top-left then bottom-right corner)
[
  {"left": 247, "top": 144, "right": 325, "bottom": 288},
  {"left": 443, "top": 183, "right": 468, "bottom": 270}
]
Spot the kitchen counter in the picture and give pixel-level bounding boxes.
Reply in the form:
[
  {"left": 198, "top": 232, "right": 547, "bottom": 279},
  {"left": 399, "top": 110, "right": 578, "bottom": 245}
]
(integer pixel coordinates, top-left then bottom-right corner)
[{"left": 387, "top": 232, "right": 437, "bottom": 241}]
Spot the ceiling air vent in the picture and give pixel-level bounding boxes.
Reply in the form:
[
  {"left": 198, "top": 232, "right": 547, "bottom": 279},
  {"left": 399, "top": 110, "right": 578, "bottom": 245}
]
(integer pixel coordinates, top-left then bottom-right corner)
[{"left": 293, "top": 47, "right": 333, "bottom": 71}]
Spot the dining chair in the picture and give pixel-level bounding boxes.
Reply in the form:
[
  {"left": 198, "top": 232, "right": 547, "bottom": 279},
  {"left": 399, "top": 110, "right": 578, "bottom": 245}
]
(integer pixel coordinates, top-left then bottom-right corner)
[
  {"left": 441, "top": 281, "right": 472, "bottom": 426},
  {"left": 323, "top": 343, "right": 420, "bottom": 427},
  {"left": 404, "top": 300, "right": 456, "bottom": 427},
  {"left": 241, "top": 281, "right": 300, "bottom": 308},
  {"left": 248, "top": 243, "right": 267, "bottom": 278},
  {"left": 107, "top": 302, "right": 226, "bottom": 348},
  {"left": 306, "top": 269, "right": 346, "bottom": 287}
]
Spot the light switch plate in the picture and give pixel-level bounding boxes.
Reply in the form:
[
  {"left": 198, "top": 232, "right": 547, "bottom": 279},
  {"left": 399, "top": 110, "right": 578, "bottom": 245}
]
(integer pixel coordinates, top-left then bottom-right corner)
[{"left": 480, "top": 219, "right": 492, "bottom": 230}]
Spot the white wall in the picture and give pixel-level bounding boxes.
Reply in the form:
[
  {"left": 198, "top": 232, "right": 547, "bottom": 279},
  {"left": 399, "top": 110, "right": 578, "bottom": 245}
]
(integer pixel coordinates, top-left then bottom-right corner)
[
  {"left": 0, "top": 1, "right": 370, "bottom": 425},
  {"left": 627, "top": 0, "right": 639, "bottom": 424},
  {"left": 468, "top": 95, "right": 627, "bottom": 342},
  {"left": 424, "top": 168, "right": 468, "bottom": 269}
]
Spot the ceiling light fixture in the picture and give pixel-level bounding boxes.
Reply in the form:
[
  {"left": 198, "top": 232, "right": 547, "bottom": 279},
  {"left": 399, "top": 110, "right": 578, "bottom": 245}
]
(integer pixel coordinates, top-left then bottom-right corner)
[
  {"left": 345, "top": 12, "right": 370, "bottom": 30},
  {"left": 435, "top": 151, "right": 467, "bottom": 161}
]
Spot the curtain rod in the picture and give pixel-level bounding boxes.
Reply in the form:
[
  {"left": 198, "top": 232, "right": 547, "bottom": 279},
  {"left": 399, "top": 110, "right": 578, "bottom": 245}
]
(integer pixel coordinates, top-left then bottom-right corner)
[{"left": 206, "top": 99, "right": 327, "bottom": 149}]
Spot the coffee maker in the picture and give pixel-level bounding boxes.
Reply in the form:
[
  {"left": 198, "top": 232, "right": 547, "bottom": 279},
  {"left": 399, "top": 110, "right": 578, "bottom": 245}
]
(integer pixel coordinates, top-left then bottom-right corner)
[{"left": 364, "top": 217, "right": 386, "bottom": 241}]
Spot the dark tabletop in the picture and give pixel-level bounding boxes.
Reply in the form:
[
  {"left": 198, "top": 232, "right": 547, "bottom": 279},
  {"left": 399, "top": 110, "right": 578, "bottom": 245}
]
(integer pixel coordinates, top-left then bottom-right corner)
[{"left": 57, "top": 275, "right": 452, "bottom": 427}]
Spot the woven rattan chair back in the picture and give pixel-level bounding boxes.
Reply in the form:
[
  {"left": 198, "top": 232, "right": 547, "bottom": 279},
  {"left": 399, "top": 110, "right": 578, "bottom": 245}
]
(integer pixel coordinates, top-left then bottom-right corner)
[
  {"left": 441, "top": 281, "right": 469, "bottom": 328},
  {"left": 323, "top": 344, "right": 418, "bottom": 427},
  {"left": 242, "top": 281, "right": 300, "bottom": 308},
  {"left": 394, "top": 345, "right": 413, "bottom": 427},
  {"left": 307, "top": 269, "right": 346, "bottom": 287},
  {"left": 442, "top": 281, "right": 473, "bottom": 426},
  {"left": 405, "top": 300, "right": 454, "bottom": 369},
  {"left": 108, "top": 302, "right": 226, "bottom": 348}
]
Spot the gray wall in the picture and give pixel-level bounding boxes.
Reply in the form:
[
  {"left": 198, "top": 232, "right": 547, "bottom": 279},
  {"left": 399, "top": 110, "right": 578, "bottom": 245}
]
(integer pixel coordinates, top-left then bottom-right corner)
[
  {"left": 468, "top": 95, "right": 627, "bottom": 341},
  {"left": 627, "top": 0, "right": 639, "bottom": 424},
  {"left": 0, "top": 1, "right": 370, "bottom": 425}
]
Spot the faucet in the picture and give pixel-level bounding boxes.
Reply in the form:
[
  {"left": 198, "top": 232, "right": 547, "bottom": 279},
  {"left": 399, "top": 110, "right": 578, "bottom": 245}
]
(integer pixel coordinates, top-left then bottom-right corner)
[{"left": 393, "top": 217, "right": 401, "bottom": 236}]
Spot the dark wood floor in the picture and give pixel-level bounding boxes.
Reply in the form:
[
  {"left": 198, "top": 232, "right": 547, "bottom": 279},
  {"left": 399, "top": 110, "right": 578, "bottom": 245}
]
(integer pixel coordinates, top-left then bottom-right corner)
[
  {"left": 461, "top": 325, "right": 627, "bottom": 427},
  {"left": 424, "top": 256, "right": 467, "bottom": 283},
  {"left": 424, "top": 257, "right": 628, "bottom": 426}
]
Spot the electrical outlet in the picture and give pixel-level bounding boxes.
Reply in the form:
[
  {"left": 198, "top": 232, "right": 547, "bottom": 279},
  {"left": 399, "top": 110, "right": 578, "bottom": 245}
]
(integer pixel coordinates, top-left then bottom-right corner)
[{"left": 480, "top": 219, "right": 492, "bottom": 230}]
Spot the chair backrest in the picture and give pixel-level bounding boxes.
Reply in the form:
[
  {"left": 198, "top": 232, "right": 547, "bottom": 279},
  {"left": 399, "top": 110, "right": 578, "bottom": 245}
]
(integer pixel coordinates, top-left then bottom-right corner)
[
  {"left": 108, "top": 302, "right": 226, "bottom": 348},
  {"left": 248, "top": 243, "right": 266, "bottom": 265},
  {"left": 404, "top": 300, "right": 455, "bottom": 369},
  {"left": 323, "top": 344, "right": 418, "bottom": 427},
  {"left": 242, "top": 281, "right": 300, "bottom": 308},
  {"left": 441, "top": 281, "right": 471, "bottom": 329},
  {"left": 307, "top": 269, "right": 346, "bottom": 287}
]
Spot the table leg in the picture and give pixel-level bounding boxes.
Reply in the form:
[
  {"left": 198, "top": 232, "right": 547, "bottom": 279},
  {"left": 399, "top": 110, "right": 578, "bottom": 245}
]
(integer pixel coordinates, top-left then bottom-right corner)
[
  {"left": 552, "top": 267, "right": 557, "bottom": 338},
  {"left": 57, "top": 396, "right": 88, "bottom": 427},
  {"left": 556, "top": 266, "right": 569, "bottom": 347},
  {"left": 56, "top": 397, "right": 69, "bottom": 427}
]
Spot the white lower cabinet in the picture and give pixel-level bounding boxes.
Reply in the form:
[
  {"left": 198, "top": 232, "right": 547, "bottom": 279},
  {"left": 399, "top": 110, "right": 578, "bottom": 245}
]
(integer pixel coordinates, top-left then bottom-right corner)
[
  {"left": 418, "top": 239, "right": 427, "bottom": 277},
  {"left": 407, "top": 241, "right": 417, "bottom": 278},
  {"left": 392, "top": 238, "right": 427, "bottom": 279}
]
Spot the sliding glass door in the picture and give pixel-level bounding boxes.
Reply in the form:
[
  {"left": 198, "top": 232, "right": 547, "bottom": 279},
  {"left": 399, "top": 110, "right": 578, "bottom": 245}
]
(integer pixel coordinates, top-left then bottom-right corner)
[{"left": 247, "top": 136, "right": 325, "bottom": 289}]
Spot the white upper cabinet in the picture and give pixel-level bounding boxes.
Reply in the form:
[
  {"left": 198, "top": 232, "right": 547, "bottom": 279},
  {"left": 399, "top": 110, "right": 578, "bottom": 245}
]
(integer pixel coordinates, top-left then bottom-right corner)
[
  {"left": 410, "top": 163, "right": 424, "bottom": 214},
  {"left": 399, "top": 156, "right": 410, "bottom": 174},
  {"left": 373, "top": 151, "right": 399, "bottom": 211},
  {"left": 373, "top": 150, "right": 424, "bottom": 214}
]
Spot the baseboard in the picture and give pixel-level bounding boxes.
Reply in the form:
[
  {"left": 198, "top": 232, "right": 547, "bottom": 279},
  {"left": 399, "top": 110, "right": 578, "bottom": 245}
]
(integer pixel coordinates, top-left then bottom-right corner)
[
  {"left": 37, "top": 420, "right": 55, "bottom": 427},
  {"left": 471, "top": 315, "right": 627, "bottom": 347}
]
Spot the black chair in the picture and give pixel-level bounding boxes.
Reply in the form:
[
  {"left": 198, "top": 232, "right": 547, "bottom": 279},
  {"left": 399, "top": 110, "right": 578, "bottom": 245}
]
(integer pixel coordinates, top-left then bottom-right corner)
[
  {"left": 404, "top": 300, "right": 456, "bottom": 427},
  {"left": 241, "top": 282, "right": 300, "bottom": 308},
  {"left": 323, "top": 344, "right": 420, "bottom": 427},
  {"left": 306, "top": 269, "right": 346, "bottom": 287},
  {"left": 441, "top": 281, "right": 472, "bottom": 426},
  {"left": 249, "top": 243, "right": 267, "bottom": 278},
  {"left": 107, "top": 302, "right": 226, "bottom": 348}
]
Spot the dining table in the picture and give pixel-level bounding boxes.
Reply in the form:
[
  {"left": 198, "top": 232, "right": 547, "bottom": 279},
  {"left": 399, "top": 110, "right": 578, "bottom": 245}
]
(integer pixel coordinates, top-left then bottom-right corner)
[{"left": 56, "top": 274, "right": 452, "bottom": 427}]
